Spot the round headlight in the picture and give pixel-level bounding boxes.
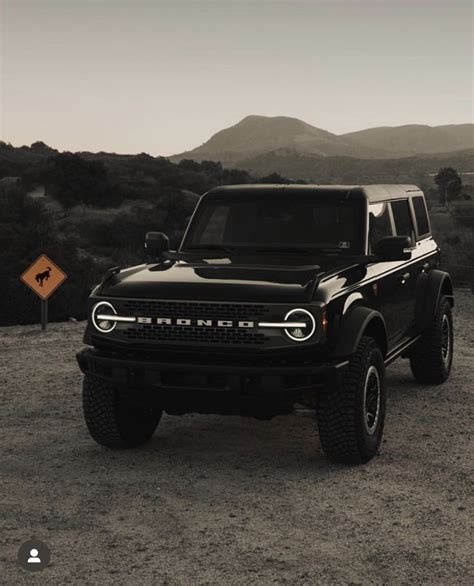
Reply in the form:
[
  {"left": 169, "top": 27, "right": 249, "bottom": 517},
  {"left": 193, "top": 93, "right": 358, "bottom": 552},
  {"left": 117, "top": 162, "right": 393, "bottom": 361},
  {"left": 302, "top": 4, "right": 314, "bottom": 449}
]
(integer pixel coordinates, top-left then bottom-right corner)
[
  {"left": 283, "top": 308, "right": 316, "bottom": 342},
  {"left": 91, "top": 301, "right": 117, "bottom": 333}
]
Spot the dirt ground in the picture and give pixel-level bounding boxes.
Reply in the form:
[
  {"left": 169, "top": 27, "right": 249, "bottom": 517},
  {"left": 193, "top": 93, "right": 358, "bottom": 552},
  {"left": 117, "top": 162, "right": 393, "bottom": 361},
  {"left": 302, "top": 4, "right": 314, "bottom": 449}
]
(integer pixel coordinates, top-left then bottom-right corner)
[{"left": 1, "top": 291, "right": 473, "bottom": 585}]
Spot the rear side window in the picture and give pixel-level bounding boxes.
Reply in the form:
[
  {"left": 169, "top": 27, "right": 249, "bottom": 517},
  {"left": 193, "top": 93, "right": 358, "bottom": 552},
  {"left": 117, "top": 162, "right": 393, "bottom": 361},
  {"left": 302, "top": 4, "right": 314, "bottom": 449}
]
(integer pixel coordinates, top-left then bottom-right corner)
[
  {"left": 412, "top": 196, "right": 430, "bottom": 238},
  {"left": 369, "top": 202, "right": 393, "bottom": 251},
  {"left": 391, "top": 200, "right": 415, "bottom": 245}
]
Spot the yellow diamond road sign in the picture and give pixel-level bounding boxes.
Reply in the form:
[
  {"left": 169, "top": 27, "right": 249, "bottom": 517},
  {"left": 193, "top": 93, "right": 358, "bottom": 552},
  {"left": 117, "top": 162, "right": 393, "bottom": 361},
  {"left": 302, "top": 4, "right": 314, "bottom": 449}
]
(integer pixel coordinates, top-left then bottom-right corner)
[{"left": 20, "top": 254, "right": 67, "bottom": 300}]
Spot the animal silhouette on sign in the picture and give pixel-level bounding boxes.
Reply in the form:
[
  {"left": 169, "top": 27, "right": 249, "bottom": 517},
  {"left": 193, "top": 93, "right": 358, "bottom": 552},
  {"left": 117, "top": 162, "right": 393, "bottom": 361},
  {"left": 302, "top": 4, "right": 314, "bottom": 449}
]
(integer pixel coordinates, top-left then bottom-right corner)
[{"left": 35, "top": 267, "right": 52, "bottom": 287}]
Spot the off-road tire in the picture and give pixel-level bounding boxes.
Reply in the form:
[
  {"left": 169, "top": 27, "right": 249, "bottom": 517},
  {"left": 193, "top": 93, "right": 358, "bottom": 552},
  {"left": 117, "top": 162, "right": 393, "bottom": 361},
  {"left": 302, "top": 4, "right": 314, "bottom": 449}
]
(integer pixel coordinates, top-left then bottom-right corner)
[
  {"left": 316, "top": 336, "right": 386, "bottom": 464},
  {"left": 410, "top": 295, "right": 453, "bottom": 384},
  {"left": 82, "top": 375, "right": 162, "bottom": 448}
]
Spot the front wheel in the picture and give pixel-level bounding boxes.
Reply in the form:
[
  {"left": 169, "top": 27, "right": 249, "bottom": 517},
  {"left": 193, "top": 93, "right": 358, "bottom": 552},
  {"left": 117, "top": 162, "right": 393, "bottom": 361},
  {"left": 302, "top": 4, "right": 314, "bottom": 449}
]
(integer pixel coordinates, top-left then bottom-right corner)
[
  {"left": 316, "top": 336, "right": 386, "bottom": 464},
  {"left": 410, "top": 295, "right": 453, "bottom": 384},
  {"left": 82, "top": 375, "right": 162, "bottom": 448}
]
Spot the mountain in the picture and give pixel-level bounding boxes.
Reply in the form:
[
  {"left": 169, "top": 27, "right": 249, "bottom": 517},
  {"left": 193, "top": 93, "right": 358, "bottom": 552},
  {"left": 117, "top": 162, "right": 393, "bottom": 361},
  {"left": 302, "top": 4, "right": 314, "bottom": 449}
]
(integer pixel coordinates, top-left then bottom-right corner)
[
  {"left": 171, "top": 115, "right": 474, "bottom": 165},
  {"left": 342, "top": 124, "right": 474, "bottom": 157},
  {"left": 236, "top": 148, "right": 474, "bottom": 183},
  {"left": 171, "top": 115, "right": 383, "bottom": 165}
]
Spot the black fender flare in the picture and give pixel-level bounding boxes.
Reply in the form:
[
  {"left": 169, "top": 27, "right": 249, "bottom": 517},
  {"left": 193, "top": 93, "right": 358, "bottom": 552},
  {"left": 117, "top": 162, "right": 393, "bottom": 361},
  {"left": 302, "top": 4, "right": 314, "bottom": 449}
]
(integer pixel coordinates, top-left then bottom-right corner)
[
  {"left": 332, "top": 306, "right": 388, "bottom": 358},
  {"left": 415, "top": 269, "right": 454, "bottom": 330}
]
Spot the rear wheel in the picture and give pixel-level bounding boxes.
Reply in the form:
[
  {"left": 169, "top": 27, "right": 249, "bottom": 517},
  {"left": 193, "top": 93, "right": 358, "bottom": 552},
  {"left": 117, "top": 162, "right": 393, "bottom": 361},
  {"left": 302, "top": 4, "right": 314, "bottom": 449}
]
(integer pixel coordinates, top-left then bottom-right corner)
[
  {"left": 410, "top": 295, "right": 453, "bottom": 384},
  {"left": 317, "top": 336, "right": 386, "bottom": 464},
  {"left": 82, "top": 375, "right": 162, "bottom": 448}
]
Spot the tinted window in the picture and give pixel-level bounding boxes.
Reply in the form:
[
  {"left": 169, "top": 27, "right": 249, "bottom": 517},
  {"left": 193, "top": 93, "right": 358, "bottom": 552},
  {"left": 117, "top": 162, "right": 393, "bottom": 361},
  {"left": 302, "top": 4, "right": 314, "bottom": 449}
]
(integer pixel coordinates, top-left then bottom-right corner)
[
  {"left": 391, "top": 200, "right": 415, "bottom": 245},
  {"left": 412, "top": 196, "right": 430, "bottom": 237},
  {"left": 185, "top": 196, "right": 364, "bottom": 253},
  {"left": 197, "top": 204, "right": 229, "bottom": 243},
  {"left": 369, "top": 203, "right": 393, "bottom": 251}
]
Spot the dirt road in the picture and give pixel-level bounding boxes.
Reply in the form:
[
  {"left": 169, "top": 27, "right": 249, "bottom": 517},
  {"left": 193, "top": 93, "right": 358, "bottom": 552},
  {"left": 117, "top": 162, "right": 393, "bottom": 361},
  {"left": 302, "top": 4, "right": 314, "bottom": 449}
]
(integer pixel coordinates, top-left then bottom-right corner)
[{"left": 1, "top": 292, "right": 473, "bottom": 585}]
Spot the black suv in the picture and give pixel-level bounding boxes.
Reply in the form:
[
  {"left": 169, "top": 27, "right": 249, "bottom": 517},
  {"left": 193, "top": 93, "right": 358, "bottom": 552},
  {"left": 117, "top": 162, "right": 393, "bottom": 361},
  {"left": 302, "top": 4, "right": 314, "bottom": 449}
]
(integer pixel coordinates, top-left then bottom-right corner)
[{"left": 77, "top": 184, "right": 454, "bottom": 463}]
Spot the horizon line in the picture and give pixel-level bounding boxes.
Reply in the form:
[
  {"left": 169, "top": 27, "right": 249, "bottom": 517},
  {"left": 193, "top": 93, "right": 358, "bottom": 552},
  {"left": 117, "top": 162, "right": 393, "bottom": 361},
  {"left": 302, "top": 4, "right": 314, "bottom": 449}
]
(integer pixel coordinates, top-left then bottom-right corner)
[{"left": 1, "top": 116, "right": 473, "bottom": 158}]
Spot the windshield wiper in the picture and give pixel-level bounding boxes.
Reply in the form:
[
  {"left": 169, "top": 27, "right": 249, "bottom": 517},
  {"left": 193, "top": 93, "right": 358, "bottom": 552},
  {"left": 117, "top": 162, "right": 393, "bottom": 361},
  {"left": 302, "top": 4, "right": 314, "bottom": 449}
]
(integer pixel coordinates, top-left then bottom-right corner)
[
  {"left": 253, "top": 247, "right": 320, "bottom": 255},
  {"left": 184, "top": 245, "right": 350, "bottom": 256},
  {"left": 182, "top": 245, "right": 237, "bottom": 257}
]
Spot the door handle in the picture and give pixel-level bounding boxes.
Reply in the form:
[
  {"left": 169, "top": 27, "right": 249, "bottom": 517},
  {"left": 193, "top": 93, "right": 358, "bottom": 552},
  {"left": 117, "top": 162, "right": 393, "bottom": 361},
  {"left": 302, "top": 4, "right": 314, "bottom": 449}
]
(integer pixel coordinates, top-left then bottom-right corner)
[
  {"left": 419, "top": 262, "right": 430, "bottom": 273},
  {"left": 398, "top": 272, "right": 410, "bottom": 284}
]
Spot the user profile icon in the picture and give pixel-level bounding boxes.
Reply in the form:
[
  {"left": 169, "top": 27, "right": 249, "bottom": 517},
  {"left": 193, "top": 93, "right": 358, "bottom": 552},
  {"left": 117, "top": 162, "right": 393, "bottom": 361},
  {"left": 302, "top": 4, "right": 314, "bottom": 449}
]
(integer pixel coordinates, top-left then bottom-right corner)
[
  {"left": 28, "top": 548, "right": 41, "bottom": 563},
  {"left": 18, "top": 539, "right": 50, "bottom": 572}
]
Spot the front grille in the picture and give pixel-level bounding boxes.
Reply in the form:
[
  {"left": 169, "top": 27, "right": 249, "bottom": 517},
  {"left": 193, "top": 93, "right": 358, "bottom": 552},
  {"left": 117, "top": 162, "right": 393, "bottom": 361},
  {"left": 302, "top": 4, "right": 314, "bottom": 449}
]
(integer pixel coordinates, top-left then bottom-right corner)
[
  {"left": 126, "top": 324, "right": 267, "bottom": 345},
  {"left": 119, "top": 300, "right": 271, "bottom": 346},
  {"left": 121, "top": 300, "right": 270, "bottom": 321}
]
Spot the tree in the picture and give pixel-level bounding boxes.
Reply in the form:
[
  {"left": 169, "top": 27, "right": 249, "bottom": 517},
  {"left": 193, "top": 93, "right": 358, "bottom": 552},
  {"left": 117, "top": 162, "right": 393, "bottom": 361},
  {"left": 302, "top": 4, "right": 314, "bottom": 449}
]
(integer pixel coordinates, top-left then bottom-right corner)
[
  {"left": 30, "top": 141, "right": 57, "bottom": 155},
  {"left": 259, "top": 172, "right": 292, "bottom": 184},
  {"left": 222, "top": 168, "right": 252, "bottom": 185},
  {"left": 45, "top": 153, "right": 111, "bottom": 207},
  {"left": 434, "top": 167, "right": 462, "bottom": 208}
]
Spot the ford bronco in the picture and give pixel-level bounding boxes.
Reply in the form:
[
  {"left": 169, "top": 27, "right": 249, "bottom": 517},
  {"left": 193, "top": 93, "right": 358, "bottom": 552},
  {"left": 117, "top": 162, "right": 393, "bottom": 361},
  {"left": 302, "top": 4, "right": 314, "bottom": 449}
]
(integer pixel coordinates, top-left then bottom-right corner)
[{"left": 77, "top": 184, "right": 454, "bottom": 463}]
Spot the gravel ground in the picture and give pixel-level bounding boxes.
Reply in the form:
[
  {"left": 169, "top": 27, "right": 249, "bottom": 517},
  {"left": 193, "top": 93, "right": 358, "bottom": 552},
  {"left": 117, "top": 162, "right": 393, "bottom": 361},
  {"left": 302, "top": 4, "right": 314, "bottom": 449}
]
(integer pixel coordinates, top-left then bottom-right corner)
[{"left": 1, "top": 291, "right": 473, "bottom": 585}]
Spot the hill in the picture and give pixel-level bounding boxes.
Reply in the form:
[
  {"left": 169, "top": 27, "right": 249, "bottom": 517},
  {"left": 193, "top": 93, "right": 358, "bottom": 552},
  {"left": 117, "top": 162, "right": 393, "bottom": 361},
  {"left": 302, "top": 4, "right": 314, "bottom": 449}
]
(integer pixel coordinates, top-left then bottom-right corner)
[
  {"left": 343, "top": 124, "right": 474, "bottom": 157},
  {"left": 172, "top": 115, "right": 474, "bottom": 165},
  {"left": 171, "top": 115, "right": 382, "bottom": 164},
  {"left": 236, "top": 148, "right": 474, "bottom": 182}
]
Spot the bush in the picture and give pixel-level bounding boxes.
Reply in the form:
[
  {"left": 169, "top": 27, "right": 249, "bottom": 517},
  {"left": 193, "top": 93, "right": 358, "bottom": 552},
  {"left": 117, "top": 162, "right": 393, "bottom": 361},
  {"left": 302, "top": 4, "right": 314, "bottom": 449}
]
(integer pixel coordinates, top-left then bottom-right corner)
[
  {"left": 0, "top": 148, "right": 298, "bottom": 324},
  {"left": 0, "top": 189, "right": 102, "bottom": 325}
]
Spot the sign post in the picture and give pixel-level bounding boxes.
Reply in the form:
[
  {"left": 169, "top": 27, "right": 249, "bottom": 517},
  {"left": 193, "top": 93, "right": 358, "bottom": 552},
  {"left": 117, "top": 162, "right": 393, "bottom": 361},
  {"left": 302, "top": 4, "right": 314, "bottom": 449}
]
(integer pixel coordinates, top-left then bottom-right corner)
[
  {"left": 41, "top": 299, "right": 48, "bottom": 331},
  {"left": 20, "top": 254, "right": 67, "bottom": 331}
]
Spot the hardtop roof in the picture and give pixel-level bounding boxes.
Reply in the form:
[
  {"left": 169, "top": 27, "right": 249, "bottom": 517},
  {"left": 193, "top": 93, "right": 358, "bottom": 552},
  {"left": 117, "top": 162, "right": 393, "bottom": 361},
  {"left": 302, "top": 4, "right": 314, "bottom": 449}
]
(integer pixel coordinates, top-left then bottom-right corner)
[{"left": 204, "top": 184, "right": 423, "bottom": 203}]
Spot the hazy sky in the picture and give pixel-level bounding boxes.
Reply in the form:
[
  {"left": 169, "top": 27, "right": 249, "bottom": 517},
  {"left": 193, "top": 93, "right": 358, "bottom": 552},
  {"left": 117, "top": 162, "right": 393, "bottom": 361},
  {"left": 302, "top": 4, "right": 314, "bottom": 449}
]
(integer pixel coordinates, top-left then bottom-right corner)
[{"left": 1, "top": 0, "right": 472, "bottom": 155}]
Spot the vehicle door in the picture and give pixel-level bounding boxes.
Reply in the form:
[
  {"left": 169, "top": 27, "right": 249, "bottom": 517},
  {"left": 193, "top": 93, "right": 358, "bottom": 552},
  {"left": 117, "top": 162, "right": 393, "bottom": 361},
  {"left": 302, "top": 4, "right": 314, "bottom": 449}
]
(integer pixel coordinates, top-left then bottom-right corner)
[
  {"left": 367, "top": 201, "right": 404, "bottom": 344},
  {"left": 408, "top": 194, "right": 440, "bottom": 327},
  {"left": 389, "top": 199, "right": 418, "bottom": 338}
]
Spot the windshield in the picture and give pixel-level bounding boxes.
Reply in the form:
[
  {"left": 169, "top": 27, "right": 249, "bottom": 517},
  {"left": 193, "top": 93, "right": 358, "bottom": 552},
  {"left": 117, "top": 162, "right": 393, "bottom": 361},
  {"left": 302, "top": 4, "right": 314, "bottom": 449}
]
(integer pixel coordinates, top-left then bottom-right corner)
[{"left": 183, "top": 195, "right": 364, "bottom": 254}]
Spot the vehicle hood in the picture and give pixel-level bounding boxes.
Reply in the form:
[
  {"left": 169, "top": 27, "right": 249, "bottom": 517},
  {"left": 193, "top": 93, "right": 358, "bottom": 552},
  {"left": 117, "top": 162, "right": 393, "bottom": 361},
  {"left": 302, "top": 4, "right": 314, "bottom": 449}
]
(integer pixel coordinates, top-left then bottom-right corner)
[{"left": 100, "top": 256, "right": 352, "bottom": 303}]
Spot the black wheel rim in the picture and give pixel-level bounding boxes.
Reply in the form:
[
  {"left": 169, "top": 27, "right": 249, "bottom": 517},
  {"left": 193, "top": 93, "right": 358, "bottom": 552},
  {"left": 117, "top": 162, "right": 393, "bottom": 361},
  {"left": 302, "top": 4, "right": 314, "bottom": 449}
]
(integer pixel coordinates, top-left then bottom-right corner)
[
  {"left": 364, "top": 365, "right": 380, "bottom": 435},
  {"left": 441, "top": 313, "right": 451, "bottom": 366}
]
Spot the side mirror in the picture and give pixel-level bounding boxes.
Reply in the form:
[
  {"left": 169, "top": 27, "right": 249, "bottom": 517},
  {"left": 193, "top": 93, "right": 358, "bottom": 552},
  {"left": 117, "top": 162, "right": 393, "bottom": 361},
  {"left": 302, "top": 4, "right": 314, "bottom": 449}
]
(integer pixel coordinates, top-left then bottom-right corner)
[
  {"left": 145, "top": 232, "right": 169, "bottom": 258},
  {"left": 373, "top": 235, "right": 412, "bottom": 261}
]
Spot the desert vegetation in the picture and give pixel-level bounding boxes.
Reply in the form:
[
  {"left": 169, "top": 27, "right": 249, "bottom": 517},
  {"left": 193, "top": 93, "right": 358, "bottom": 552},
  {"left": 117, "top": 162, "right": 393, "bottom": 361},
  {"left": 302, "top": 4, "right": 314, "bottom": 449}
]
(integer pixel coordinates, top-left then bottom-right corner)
[
  {"left": 0, "top": 141, "right": 472, "bottom": 325},
  {"left": 0, "top": 142, "right": 291, "bottom": 325}
]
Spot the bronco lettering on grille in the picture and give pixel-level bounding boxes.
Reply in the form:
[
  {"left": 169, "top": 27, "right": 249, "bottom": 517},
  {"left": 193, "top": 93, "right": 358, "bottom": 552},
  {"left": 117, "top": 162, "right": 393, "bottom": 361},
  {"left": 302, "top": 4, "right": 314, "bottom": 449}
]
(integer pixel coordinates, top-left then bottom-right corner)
[{"left": 137, "top": 317, "right": 255, "bottom": 328}]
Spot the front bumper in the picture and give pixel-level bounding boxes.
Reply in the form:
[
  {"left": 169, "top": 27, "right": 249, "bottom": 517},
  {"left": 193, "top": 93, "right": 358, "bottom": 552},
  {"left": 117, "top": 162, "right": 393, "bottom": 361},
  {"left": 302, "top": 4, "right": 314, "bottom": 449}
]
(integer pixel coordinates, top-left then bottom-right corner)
[{"left": 76, "top": 348, "right": 347, "bottom": 396}]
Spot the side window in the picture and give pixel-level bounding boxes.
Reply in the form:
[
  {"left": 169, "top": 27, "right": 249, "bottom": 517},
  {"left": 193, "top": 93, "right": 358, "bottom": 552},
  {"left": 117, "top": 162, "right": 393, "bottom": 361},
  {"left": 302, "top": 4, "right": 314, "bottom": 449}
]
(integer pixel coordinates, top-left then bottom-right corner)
[
  {"left": 412, "top": 196, "right": 430, "bottom": 238},
  {"left": 369, "top": 202, "right": 393, "bottom": 251},
  {"left": 391, "top": 200, "right": 415, "bottom": 246}
]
